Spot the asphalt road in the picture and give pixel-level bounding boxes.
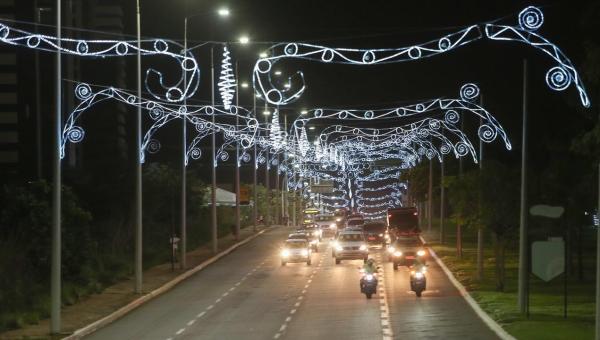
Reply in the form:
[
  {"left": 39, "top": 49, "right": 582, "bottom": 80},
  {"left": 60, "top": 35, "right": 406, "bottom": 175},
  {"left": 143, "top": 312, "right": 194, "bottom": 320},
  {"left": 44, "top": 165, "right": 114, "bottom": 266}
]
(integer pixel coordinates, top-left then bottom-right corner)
[{"left": 86, "top": 226, "right": 499, "bottom": 340}]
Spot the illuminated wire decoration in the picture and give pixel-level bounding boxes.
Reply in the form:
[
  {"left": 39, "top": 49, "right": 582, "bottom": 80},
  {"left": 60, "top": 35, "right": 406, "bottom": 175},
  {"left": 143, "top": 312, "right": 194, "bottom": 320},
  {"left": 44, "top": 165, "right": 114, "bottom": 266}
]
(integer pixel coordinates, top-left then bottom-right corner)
[
  {"left": 0, "top": 22, "right": 199, "bottom": 102},
  {"left": 218, "top": 44, "right": 236, "bottom": 110},
  {"left": 252, "top": 6, "right": 590, "bottom": 108}
]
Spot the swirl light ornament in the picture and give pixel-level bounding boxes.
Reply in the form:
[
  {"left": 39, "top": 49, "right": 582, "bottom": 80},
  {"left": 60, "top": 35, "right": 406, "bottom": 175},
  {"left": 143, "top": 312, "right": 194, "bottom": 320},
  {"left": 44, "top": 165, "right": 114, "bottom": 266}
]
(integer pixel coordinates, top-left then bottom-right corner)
[
  {"left": 218, "top": 45, "right": 236, "bottom": 110},
  {"left": 253, "top": 6, "right": 590, "bottom": 108},
  {"left": 62, "top": 83, "right": 258, "bottom": 163},
  {"left": 0, "top": 22, "right": 199, "bottom": 102}
]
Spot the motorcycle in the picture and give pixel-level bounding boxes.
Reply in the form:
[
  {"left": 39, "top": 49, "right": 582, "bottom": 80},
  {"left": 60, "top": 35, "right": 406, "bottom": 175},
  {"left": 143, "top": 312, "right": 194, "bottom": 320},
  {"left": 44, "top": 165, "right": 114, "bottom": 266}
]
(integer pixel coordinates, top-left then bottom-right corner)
[
  {"left": 409, "top": 265, "right": 427, "bottom": 297},
  {"left": 359, "top": 268, "right": 379, "bottom": 299}
]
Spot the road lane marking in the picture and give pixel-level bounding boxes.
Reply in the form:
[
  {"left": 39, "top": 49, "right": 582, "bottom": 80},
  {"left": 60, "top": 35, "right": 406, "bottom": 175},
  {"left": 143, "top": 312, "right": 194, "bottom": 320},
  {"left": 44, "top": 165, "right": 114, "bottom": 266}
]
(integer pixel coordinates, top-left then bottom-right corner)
[
  {"left": 175, "top": 328, "right": 185, "bottom": 335},
  {"left": 196, "top": 311, "right": 206, "bottom": 318},
  {"left": 285, "top": 316, "right": 292, "bottom": 322},
  {"left": 206, "top": 305, "right": 214, "bottom": 310},
  {"left": 290, "top": 309, "right": 296, "bottom": 314},
  {"left": 187, "top": 320, "right": 196, "bottom": 326},
  {"left": 215, "top": 298, "right": 222, "bottom": 303}
]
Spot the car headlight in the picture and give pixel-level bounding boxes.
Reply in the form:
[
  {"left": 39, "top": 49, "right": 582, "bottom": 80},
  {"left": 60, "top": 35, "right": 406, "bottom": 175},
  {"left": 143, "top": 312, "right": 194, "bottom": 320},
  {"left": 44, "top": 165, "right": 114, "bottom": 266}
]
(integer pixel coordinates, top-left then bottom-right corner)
[
  {"left": 335, "top": 245, "right": 343, "bottom": 251},
  {"left": 310, "top": 239, "right": 318, "bottom": 244},
  {"left": 300, "top": 249, "right": 309, "bottom": 256},
  {"left": 281, "top": 250, "right": 290, "bottom": 257},
  {"left": 378, "top": 233, "right": 383, "bottom": 237},
  {"left": 330, "top": 223, "right": 337, "bottom": 229},
  {"left": 314, "top": 231, "right": 320, "bottom": 236},
  {"left": 417, "top": 250, "right": 426, "bottom": 257},
  {"left": 365, "top": 274, "right": 374, "bottom": 281},
  {"left": 393, "top": 251, "right": 402, "bottom": 257},
  {"left": 336, "top": 218, "right": 342, "bottom": 222},
  {"left": 359, "top": 244, "right": 367, "bottom": 251},
  {"left": 415, "top": 272, "right": 424, "bottom": 279},
  {"left": 387, "top": 247, "right": 395, "bottom": 253}
]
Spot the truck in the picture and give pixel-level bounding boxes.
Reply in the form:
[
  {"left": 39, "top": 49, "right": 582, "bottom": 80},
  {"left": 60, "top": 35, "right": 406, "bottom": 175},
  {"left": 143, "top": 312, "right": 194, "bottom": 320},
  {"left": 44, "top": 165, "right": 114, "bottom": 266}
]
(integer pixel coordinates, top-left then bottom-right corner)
[{"left": 386, "top": 207, "right": 420, "bottom": 238}]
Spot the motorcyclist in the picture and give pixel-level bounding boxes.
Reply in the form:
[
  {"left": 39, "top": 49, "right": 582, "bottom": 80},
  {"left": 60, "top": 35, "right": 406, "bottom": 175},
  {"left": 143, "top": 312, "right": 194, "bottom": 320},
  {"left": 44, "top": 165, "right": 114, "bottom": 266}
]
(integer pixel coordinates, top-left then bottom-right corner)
[{"left": 363, "top": 258, "right": 376, "bottom": 274}]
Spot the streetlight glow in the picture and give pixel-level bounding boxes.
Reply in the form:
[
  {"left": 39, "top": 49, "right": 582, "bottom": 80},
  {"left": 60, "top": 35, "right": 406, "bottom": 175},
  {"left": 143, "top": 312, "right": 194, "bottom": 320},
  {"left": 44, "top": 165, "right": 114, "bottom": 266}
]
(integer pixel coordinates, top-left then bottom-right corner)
[
  {"left": 239, "top": 35, "right": 249, "bottom": 44},
  {"left": 301, "top": 110, "right": 308, "bottom": 115},
  {"left": 263, "top": 110, "right": 271, "bottom": 115},
  {"left": 274, "top": 70, "right": 282, "bottom": 76},
  {"left": 241, "top": 82, "right": 249, "bottom": 88},
  {"left": 217, "top": 7, "right": 230, "bottom": 17},
  {"left": 309, "top": 126, "right": 315, "bottom": 130},
  {"left": 259, "top": 52, "right": 268, "bottom": 58}
]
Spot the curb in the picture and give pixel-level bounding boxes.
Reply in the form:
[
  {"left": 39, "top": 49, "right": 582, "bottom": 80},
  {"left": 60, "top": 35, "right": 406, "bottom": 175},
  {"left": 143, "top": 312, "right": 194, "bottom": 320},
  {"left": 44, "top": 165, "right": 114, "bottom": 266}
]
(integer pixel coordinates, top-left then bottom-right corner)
[
  {"left": 64, "top": 227, "right": 271, "bottom": 340},
  {"left": 421, "top": 236, "right": 516, "bottom": 340}
]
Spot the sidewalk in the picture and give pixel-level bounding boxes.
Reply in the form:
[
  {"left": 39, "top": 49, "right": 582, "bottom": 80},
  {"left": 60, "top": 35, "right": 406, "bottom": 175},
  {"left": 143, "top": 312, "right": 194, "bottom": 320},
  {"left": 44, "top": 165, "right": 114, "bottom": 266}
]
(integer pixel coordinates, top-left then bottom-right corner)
[{"left": 0, "top": 226, "right": 269, "bottom": 340}]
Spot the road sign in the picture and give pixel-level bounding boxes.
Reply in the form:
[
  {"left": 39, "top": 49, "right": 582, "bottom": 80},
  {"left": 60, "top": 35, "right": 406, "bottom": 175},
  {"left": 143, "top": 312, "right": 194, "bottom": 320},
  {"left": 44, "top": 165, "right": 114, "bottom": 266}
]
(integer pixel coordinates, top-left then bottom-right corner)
[
  {"left": 530, "top": 205, "right": 564, "bottom": 219},
  {"left": 239, "top": 185, "right": 250, "bottom": 205},
  {"left": 531, "top": 239, "right": 565, "bottom": 282}
]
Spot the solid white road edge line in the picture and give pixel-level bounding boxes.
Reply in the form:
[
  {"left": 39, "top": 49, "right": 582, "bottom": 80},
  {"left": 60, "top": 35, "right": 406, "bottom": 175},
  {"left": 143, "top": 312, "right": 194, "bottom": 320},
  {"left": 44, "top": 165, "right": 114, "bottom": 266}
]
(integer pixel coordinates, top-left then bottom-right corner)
[{"left": 421, "top": 236, "right": 516, "bottom": 340}]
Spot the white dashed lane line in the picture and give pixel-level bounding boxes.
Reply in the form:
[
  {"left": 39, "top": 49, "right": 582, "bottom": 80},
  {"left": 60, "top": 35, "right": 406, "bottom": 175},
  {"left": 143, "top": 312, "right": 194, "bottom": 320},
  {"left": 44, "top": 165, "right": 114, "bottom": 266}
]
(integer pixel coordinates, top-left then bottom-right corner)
[
  {"left": 272, "top": 245, "right": 329, "bottom": 339},
  {"left": 375, "top": 252, "right": 394, "bottom": 340},
  {"left": 165, "top": 261, "right": 267, "bottom": 340}
]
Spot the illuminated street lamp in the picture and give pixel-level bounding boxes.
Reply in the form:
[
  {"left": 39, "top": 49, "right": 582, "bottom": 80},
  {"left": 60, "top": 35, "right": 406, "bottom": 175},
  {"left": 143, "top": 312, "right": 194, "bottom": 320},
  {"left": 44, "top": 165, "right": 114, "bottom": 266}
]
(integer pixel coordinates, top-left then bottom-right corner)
[
  {"left": 239, "top": 35, "right": 249, "bottom": 44},
  {"left": 217, "top": 7, "right": 230, "bottom": 17}
]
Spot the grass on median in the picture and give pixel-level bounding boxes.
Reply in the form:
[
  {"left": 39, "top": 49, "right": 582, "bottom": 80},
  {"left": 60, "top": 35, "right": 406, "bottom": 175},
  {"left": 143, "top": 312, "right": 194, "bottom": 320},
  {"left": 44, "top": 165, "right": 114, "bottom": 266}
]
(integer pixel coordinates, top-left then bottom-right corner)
[{"left": 423, "top": 220, "right": 595, "bottom": 340}]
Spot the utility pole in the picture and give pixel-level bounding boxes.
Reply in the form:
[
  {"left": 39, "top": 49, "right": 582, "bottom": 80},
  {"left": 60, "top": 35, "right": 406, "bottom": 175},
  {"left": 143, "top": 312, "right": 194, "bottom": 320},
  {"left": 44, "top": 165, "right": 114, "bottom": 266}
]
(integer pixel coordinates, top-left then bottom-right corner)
[
  {"left": 234, "top": 60, "right": 240, "bottom": 240},
  {"left": 595, "top": 160, "right": 600, "bottom": 340},
  {"left": 440, "top": 155, "right": 445, "bottom": 244},
  {"left": 134, "top": 0, "right": 143, "bottom": 294},
  {"left": 211, "top": 46, "right": 218, "bottom": 253},
  {"left": 428, "top": 159, "right": 432, "bottom": 232},
  {"left": 477, "top": 96, "right": 484, "bottom": 280},
  {"left": 180, "top": 16, "right": 188, "bottom": 270},
  {"left": 252, "top": 94, "right": 258, "bottom": 232},
  {"left": 50, "top": 0, "right": 62, "bottom": 333},
  {"left": 518, "top": 59, "right": 529, "bottom": 313}
]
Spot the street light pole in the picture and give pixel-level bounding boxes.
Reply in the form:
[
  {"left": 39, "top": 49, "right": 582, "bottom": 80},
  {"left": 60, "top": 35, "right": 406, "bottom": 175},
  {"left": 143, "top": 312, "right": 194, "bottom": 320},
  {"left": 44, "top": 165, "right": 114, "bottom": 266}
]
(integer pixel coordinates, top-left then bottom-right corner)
[
  {"left": 252, "top": 94, "right": 257, "bottom": 232},
  {"left": 440, "top": 156, "right": 445, "bottom": 244},
  {"left": 428, "top": 158, "right": 432, "bottom": 232},
  {"left": 518, "top": 58, "right": 529, "bottom": 314},
  {"left": 211, "top": 46, "right": 218, "bottom": 253},
  {"left": 234, "top": 60, "right": 240, "bottom": 240},
  {"left": 477, "top": 96, "right": 484, "bottom": 280},
  {"left": 180, "top": 16, "right": 188, "bottom": 270},
  {"left": 134, "top": 0, "right": 143, "bottom": 295},
  {"left": 595, "top": 160, "right": 600, "bottom": 340},
  {"left": 50, "top": 0, "right": 62, "bottom": 333}
]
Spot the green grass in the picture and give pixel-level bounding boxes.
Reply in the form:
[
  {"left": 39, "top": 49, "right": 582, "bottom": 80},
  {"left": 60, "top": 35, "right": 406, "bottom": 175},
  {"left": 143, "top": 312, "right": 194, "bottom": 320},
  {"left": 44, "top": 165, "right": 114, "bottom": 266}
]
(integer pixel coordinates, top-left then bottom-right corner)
[{"left": 424, "top": 220, "right": 595, "bottom": 340}]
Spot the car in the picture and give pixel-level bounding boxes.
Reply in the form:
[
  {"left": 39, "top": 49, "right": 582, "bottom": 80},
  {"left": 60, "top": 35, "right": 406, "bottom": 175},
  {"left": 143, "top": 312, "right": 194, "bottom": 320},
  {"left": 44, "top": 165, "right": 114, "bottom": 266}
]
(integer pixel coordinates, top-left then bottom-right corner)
[
  {"left": 387, "top": 235, "right": 428, "bottom": 270},
  {"left": 363, "top": 222, "right": 387, "bottom": 246},
  {"left": 314, "top": 214, "right": 337, "bottom": 237},
  {"left": 280, "top": 239, "right": 312, "bottom": 266},
  {"left": 293, "top": 227, "right": 320, "bottom": 252},
  {"left": 332, "top": 230, "right": 369, "bottom": 264},
  {"left": 345, "top": 219, "right": 365, "bottom": 231}
]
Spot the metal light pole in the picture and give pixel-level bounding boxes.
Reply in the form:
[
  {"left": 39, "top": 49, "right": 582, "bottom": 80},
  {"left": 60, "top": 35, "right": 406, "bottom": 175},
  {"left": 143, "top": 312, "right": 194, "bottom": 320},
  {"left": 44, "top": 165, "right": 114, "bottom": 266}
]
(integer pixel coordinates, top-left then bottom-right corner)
[
  {"left": 211, "top": 46, "right": 218, "bottom": 253},
  {"left": 440, "top": 156, "right": 445, "bottom": 244},
  {"left": 428, "top": 159, "right": 432, "bottom": 232},
  {"left": 180, "top": 16, "right": 188, "bottom": 270},
  {"left": 477, "top": 96, "right": 484, "bottom": 280},
  {"left": 518, "top": 59, "right": 529, "bottom": 313},
  {"left": 234, "top": 60, "right": 240, "bottom": 240},
  {"left": 292, "top": 171, "right": 297, "bottom": 227},
  {"left": 252, "top": 94, "right": 257, "bottom": 232},
  {"left": 50, "top": 0, "right": 62, "bottom": 333},
  {"left": 134, "top": 0, "right": 143, "bottom": 294},
  {"left": 595, "top": 160, "right": 600, "bottom": 340},
  {"left": 264, "top": 104, "right": 270, "bottom": 226}
]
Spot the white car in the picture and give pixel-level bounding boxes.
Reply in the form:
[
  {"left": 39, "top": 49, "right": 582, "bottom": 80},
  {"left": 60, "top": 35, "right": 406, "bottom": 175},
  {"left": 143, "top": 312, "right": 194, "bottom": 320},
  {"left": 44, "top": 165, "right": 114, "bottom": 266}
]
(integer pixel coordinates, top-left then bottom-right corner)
[
  {"left": 332, "top": 230, "right": 369, "bottom": 264},
  {"left": 281, "top": 239, "right": 312, "bottom": 266}
]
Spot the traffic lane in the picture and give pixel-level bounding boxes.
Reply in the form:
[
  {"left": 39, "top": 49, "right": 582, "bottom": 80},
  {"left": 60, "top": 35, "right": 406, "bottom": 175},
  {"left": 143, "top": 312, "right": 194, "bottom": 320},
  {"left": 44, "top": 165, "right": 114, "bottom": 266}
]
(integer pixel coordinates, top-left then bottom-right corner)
[
  {"left": 282, "top": 243, "right": 384, "bottom": 340},
  {"left": 181, "top": 241, "right": 327, "bottom": 340},
  {"left": 86, "top": 226, "right": 292, "bottom": 340},
  {"left": 383, "top": 254, "right": 499, "bottom": 339}
]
